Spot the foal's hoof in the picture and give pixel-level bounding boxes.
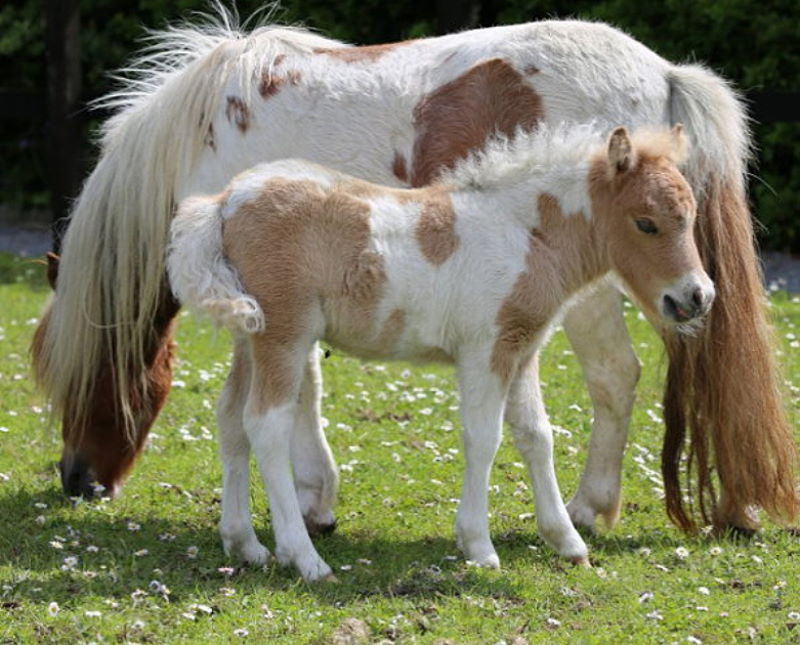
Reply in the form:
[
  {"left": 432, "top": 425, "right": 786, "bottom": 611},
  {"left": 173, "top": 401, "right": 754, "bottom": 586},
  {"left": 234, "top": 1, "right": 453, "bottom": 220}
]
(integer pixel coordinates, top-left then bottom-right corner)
[{"left": 305, "top": 517, "right": 338, "bottom": 537}]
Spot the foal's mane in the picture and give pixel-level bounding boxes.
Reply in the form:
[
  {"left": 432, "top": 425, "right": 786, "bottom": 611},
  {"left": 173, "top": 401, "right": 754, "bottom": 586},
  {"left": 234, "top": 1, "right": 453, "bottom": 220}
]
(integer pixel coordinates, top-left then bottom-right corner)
[{"left": 440, "top": 123, "right": 687, "bottom": 192}]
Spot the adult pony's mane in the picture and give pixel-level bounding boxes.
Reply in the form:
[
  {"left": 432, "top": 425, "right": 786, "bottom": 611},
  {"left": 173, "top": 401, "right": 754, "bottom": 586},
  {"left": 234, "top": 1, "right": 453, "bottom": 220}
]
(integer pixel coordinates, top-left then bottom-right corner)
[
  {"left": 442, "top": 124, "right": 687, "bottom": 192},
  {"left": 33, "top": 4, "right": 345, "bottom": 435},
  {"left": 96, "top": 4, "right": 345, "bottom": 120}
]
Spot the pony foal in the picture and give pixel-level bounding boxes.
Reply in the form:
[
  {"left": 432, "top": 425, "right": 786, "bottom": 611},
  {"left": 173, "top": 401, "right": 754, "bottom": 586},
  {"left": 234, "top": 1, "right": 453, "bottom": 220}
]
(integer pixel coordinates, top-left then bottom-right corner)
[{"left": 168, "top": 125, "right": 713, "bottom": 581}]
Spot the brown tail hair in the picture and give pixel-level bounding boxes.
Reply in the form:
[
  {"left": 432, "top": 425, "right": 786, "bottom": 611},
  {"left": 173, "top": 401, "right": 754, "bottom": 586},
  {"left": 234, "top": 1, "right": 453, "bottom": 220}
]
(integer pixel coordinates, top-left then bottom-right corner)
[
  {"left": 662, "top": 177, "right": 799, "bottom": 531},
  {"left": 661, "top": 63, "right": 799, "bottom": 532}
]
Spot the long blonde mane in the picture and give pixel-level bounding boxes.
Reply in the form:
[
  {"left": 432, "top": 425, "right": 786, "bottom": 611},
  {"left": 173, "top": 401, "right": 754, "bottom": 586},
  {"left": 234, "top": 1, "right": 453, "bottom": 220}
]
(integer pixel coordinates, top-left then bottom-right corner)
[{"left": 33, "top": 4, "right": 344, "bottom": 434}]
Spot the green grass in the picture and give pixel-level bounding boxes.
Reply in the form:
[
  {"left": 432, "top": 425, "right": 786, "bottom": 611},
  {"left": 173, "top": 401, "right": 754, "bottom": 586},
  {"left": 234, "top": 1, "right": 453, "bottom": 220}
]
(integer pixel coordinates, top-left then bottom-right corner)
[{"left": 1, "top": 250, "right": 799, "bottom": 644}]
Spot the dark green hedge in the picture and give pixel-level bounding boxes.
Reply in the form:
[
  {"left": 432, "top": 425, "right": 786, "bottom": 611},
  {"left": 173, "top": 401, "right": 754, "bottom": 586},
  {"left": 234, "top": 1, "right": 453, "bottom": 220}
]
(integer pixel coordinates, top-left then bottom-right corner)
[{"left": 2, "top": 1, "right": 798, "bottom": 250}]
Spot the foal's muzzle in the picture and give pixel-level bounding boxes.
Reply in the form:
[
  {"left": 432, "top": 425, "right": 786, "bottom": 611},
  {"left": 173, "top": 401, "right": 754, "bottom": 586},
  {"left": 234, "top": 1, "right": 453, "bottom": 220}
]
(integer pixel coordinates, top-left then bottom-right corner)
[{"left": 661, "top": 281, "right": 715, "bottom": 323}]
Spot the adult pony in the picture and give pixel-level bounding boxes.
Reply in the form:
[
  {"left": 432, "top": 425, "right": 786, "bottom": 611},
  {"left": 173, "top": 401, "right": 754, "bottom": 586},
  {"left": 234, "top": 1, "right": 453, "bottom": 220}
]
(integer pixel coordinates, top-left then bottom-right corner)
[
  {"left": 32, "top": 10, "right": 797, "bottom": 532},
  {"left": 167, "top": 125, "right": 713, "bottom": 580}
]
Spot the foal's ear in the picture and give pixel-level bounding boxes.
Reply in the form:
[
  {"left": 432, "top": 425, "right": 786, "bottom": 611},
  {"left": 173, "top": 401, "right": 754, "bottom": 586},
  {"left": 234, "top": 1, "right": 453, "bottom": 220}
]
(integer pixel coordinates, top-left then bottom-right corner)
[
  {"left": 607, "top": 127, "right": 633, "bottom": 175},
  {"left": 46, "top": 252, "right": 60, "bottom": 291}
]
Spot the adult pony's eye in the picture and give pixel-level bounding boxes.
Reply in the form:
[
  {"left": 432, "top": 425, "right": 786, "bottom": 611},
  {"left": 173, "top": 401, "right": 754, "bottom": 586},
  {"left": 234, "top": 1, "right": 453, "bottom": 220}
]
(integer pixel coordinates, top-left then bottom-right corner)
[{"left": 636, "top": 218, "right": 658, "bottom": 235}]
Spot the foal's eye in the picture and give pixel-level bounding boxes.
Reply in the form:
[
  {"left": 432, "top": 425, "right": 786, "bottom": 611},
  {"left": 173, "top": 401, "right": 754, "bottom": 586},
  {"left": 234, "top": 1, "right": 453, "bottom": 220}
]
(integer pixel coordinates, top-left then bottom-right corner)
[{"left": 636, "top": 218, "right": 658, "bottom": 235}]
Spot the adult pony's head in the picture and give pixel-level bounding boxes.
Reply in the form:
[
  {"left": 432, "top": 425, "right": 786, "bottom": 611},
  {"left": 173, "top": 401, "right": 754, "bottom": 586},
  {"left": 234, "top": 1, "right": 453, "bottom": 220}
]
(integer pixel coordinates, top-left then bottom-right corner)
[
  {"left": 31, "top": 253, "right": 178, "bottom": 497},
  {"left": 593, "top": 126, "right": 714, "bottom": 330}
]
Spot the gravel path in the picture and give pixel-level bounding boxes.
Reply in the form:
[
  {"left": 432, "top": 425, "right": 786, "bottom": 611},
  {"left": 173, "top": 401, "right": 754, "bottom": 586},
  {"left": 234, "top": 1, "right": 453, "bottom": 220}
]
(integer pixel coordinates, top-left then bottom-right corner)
[{"left": 2, "top": 225, "right": 799, "bottom": 293}]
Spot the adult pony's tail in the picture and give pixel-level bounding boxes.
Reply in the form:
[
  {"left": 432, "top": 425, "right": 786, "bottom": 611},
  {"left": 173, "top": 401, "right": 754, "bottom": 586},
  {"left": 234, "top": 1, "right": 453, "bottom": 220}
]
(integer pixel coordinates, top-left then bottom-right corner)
[
  {"left": 662, "top": 63, "right": 799, "bottom": 531},
  {"left": 31, "top": 7, "right": 341, "bottom": 438},
  {"left": 167, "top": 195, "right": 264, "bottom": 334}
]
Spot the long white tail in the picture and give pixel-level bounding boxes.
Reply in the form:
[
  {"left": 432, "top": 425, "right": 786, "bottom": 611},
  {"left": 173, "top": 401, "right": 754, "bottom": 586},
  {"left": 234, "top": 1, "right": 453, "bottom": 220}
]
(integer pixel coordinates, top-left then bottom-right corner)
[{"left": 168, "top": 195, "right": 265, "bottom": 334}]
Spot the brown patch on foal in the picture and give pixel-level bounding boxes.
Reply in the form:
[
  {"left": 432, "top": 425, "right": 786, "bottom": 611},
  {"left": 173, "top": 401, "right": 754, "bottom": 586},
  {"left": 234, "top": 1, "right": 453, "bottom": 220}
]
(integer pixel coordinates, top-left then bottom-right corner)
[
  {"left": 588, "top": 153, "right": 698, "bottom": 319},
  {"left": 410, "top": 58, "right": 544, "bottom": 186},
  {"left": 223, "top": 178, "right": 386, "bottom": 411},
  {"left": 314, "top": 41, "right": 412, "bottom": 63},
  {"left": 225, "top": 96, "right": 250, "bottom": 133},
  {"left": 415, "top": 190, "right": 458, "bottom": 265},
  {"left": 490, "top": 194, "right": 595, "bottom": 385}
]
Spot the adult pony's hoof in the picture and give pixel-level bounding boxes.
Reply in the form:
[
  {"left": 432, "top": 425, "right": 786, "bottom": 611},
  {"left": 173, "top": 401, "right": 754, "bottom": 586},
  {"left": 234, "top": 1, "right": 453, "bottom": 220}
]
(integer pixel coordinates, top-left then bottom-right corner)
[
  {"left": 715, "top": 523, "right": 758, "bottom": 540},
  {"left": 305, "top": 517, "right": 337, "bottom": 537}
]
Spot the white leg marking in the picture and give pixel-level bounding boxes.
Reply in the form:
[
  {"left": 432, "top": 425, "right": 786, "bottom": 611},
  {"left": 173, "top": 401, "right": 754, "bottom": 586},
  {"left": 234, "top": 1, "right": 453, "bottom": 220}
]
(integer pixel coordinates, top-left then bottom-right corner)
[
  {"left": 454, "top": 346, "right": 506, "bottom": 569},
  {"left": 292, "top": 346, "right": 339, "bottom": 535},
  {"left": 244, "top": 342, "right": 332, "bottom": 582},
  {"left": 507, "top": 355, "right": 589, "bottom": 563},
  {"left": 217, "top": 341, "right": 270, "bottom": 565},
  {"left": 563, "top": 287, "right": 640, "bottom": 530}
]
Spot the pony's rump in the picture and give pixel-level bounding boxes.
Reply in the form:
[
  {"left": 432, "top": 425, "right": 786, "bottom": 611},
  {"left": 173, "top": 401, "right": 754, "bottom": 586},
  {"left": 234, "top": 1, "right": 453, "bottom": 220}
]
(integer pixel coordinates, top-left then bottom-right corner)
[{"left": 168, "top": 194, "right": 265, "bottom": 334}]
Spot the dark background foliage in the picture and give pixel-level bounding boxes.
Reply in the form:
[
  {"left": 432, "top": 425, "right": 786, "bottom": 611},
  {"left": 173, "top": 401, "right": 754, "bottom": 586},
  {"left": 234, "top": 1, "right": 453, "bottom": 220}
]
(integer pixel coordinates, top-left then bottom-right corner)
[{"left": 1, "top": 1, "right": 798, "bottom": 250}]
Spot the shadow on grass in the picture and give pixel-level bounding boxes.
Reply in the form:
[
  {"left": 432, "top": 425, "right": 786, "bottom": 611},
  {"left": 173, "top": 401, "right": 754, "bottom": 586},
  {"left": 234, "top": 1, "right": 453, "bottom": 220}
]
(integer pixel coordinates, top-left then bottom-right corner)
[
  {"left": 0, "top": 483, "right": 527, "bottom": 605},
  {"left": 2, "top": 480, "right": 783, "bottom": 609}
]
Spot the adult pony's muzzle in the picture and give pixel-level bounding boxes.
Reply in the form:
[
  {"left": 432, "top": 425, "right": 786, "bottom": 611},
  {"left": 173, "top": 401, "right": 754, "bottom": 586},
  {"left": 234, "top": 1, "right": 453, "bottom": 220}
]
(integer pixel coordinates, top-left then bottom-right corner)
[{"left": 58, "top": 455, "right": 98, "bottom": 498}]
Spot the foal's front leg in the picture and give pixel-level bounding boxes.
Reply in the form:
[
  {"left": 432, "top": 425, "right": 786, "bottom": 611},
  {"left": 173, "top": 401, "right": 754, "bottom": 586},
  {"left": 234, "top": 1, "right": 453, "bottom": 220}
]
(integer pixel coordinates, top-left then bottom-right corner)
[
  {"left": 217, "top": 340, "right": 270, "bottom": 565},
  {"left": 506, "top": 355, "right": 589, "bottom": 564},
  {"left": 455, "top": 349, "right": 508, "bottom": 568}
]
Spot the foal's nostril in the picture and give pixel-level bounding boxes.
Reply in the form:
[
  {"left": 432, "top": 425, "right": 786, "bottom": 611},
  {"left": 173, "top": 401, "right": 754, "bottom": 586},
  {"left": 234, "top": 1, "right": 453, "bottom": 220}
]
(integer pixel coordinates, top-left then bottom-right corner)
[
  {"left": 691, "top": 287, "right": 703, "bottom": 309},
  {"left": 663, "top": 294, "right": 681, "bottom": 321}
]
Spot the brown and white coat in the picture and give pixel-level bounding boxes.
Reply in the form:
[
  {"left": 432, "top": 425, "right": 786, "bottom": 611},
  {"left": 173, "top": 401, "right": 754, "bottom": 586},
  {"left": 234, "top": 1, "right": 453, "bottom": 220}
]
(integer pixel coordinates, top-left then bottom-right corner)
[
  {"left": 35, "top": 14, "right": 797, "bottom": 543},
  {"left": 168, "top": 125, "right": 712, "bottom": 580}
]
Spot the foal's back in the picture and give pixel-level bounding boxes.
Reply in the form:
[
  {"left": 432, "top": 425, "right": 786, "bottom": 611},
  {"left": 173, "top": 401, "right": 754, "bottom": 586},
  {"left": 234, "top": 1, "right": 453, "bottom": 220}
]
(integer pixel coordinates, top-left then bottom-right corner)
[{"left": 220, "top": 161, "right": 525, "bottom": 362}]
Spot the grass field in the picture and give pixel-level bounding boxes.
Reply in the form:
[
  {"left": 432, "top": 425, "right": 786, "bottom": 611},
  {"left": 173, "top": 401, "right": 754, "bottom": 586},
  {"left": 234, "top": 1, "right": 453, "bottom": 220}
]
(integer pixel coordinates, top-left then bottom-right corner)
[{"left": 1, "top": 251, "right": 799, "bottom": 644}]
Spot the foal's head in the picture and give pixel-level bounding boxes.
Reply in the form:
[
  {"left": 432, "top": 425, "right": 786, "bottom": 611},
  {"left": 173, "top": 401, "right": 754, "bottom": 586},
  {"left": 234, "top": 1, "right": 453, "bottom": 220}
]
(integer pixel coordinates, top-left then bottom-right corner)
[{"left": 593, "top": 126, "right": 714, "bottom": 330}]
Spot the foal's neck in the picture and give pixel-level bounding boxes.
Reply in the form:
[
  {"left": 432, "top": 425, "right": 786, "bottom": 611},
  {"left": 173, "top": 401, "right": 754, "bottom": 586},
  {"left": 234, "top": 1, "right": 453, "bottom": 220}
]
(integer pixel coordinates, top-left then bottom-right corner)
[{"left": 467, "top": 161, "right": 609, "bottom": 297}]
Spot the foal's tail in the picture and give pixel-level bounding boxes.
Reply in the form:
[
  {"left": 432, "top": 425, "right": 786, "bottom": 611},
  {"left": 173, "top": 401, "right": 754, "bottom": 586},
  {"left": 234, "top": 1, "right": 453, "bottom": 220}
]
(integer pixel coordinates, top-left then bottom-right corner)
[{"left": 167, "top": 195, "right": 265, "bottom": 335}]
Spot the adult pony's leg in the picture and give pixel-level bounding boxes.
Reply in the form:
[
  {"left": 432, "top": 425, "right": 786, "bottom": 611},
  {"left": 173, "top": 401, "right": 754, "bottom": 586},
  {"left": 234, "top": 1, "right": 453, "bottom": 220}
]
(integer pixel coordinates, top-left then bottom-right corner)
[
  {"left": 506, "top": 355, "right": 589, "bottom": 564},
  {"left": 563, "top": 287, "right": 640, "bottom": 530},
  {"left": 244, "top": 335, "right": 333, "bottom": 582},
  {"left": 217, "top": 339, "right": 270, "bottom": 565},
  {"left": 292, "top": 346, "right": 339, "bottom": 536}
]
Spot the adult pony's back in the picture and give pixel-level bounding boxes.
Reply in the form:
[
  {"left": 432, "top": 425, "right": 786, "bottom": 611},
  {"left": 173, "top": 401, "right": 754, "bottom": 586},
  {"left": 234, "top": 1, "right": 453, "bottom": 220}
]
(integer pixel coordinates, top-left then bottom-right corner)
[{"left": 32, "top": 9, "right": 797, "bottom": 530}]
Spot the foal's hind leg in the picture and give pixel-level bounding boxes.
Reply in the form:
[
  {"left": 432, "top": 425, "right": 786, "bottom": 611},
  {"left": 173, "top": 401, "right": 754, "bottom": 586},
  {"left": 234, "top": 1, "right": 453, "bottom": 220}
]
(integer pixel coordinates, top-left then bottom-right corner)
[
  {"left": 563, "top": 286, "right": 640, "bottom": 530},
  {"left": 506, "top": 355, "right": 589, "bottom": 564},
  {"left": 292, "top": 345, "right": 339, "bottom": 536},
  {"left": 217, "top": 340, "right": 270, "bottom": 565},
  {"left": 245, "top": 334, "right": 333, "bottom": 582}
]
